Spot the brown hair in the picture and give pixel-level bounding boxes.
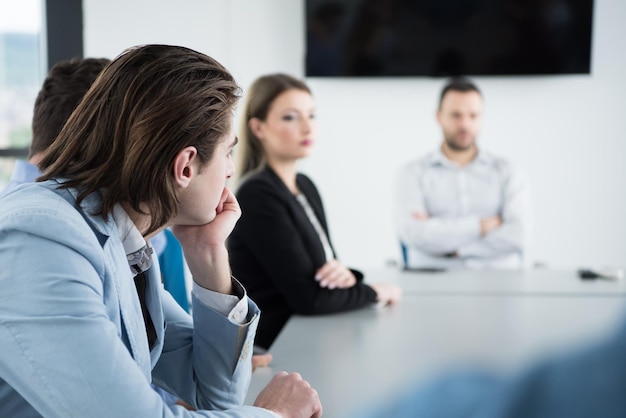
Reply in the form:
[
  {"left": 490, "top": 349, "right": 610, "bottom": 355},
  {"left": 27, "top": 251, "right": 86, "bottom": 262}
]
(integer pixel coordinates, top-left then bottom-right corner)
[
  {"left": 30, "top": 57, "right": 111, "bottom": 159},
  {"left": 237, "top": 73, "right": 311, "bottom": 180},
  {"left": 40, "top": 44, "right": 241, "bottom": 234}
]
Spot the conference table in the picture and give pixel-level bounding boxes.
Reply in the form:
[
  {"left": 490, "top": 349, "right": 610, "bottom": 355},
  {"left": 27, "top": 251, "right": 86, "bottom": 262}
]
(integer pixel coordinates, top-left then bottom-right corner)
[
  {"left": 368, "top": 266, "right": 626, "bottom": 296},
  {"left": 244, "top": 267, "right": 626, "bottom": 417}
]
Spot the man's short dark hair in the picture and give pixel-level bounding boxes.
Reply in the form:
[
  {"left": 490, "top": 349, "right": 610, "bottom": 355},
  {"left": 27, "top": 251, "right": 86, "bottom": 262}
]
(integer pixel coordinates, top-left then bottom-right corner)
[
  {"left": 30, "top": 57, "right": 111, "bottom": 158},
  {"left": 438, "top": 76, "right": 481, "bottom": 109}
]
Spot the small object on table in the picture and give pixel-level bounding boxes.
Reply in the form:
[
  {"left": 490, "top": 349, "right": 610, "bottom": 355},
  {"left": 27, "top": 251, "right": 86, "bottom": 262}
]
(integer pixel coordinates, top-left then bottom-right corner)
[{"left": 578, "top": 267, "right": 624, "bottom": 281}]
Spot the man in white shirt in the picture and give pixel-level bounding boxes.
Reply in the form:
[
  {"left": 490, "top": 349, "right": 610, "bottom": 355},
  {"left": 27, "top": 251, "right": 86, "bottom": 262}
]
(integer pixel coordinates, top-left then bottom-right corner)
[{"left": 395, "top": 77, "right": 532, "bottom": 269}]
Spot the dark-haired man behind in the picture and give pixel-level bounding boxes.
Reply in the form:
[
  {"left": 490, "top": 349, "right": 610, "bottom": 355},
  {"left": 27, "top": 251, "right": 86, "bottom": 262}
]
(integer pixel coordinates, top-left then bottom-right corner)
[
  {"left": 0, "top": 57, "right": 111, "bottom": 198},
  {"left": 395, "top": 76, "right": 532, "bottom": 269}
]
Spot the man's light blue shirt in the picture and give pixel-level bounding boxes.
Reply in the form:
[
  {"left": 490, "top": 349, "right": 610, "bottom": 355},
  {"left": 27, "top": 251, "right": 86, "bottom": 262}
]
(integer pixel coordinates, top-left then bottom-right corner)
[
  {"left": 0, "top": 181, "right": 273, "bottom": 417},
  {"left": 0, "top": 160, "right": 169, "bottom": 256}
]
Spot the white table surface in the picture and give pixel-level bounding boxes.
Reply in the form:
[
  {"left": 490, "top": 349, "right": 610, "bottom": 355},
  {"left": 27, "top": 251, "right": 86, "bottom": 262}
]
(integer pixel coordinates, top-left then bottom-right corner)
[
  {"left": 365, "top": 266, "right": 626, "bottom": 296},
  {"left": 245, "top": 294, "right": 626, "bottom": 417}
]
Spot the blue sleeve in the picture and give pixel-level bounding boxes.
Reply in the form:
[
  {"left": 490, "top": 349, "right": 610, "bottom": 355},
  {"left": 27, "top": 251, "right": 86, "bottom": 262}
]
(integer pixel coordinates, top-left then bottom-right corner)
[{"left": 152, "top": 291, "right": 261, "bottom": 412}]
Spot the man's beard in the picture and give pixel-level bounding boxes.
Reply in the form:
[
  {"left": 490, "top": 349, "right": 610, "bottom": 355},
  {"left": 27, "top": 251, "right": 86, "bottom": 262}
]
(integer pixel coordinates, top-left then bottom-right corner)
[{"left": 444, "top": 131, "right": 476, "bottom": 151}]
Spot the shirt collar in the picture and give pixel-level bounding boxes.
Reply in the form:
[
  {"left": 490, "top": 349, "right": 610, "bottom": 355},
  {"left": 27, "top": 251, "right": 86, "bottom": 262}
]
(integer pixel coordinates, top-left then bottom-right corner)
[
  {"left": 11, "top": 160, "right": 42, "bottom": 183},
  {"left": 111, "top": 204, "right": 153, "bottom": 275},
  {"left": 428, "top": 147, "right": 495, "bottom": 168}
]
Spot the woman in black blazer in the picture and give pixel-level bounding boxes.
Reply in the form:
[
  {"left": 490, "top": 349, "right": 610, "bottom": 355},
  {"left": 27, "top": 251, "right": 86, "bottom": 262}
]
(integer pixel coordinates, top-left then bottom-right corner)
[{"left": 228, "top": 74, "right": 401, "bottom": 349}]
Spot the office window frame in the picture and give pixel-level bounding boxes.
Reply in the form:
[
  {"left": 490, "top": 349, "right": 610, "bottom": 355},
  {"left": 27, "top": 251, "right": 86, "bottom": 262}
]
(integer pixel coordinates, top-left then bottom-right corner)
[{"left": 0, "top": 0, "right": 83, "bottom": 160}]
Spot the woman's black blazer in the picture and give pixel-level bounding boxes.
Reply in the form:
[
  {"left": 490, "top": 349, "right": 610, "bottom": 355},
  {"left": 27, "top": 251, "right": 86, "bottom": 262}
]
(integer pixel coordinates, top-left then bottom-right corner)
[{"left": 228, "top": 166, "right": 377, "bottom": 349}]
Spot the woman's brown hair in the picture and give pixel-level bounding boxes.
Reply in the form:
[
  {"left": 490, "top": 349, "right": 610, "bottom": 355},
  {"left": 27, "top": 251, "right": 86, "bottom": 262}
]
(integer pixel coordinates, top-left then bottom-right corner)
[{"left": 40, "top": 44, "right": 241, "bottom": 234}]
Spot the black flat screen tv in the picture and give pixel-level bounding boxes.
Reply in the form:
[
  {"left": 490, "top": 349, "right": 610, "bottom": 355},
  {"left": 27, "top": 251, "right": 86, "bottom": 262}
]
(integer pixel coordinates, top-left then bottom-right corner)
[{"left": 306, "top": 0, "right": 594, "bottom": 77}]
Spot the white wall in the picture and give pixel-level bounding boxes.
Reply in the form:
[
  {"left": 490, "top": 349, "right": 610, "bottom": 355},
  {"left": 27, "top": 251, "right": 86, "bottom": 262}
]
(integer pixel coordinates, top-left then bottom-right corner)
[{"left": 84, "top": 0, "right": 626, "bottom": 270}]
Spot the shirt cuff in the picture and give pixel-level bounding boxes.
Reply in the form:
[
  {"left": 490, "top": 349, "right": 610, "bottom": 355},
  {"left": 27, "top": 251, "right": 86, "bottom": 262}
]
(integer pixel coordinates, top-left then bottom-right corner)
[
  {"left": 192, "top": 277, "right": 249, "bottom": 325},
  {"left": 262, "top": 409, "right": 282, "bottom": 418}
]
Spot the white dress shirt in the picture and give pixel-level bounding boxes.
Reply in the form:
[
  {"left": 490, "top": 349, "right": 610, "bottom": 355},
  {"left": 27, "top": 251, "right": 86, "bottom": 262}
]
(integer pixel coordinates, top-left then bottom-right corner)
[
  {"left": 296, "top": 192, "right": 335, "bottom": 262},
  {"left": 395, "top": 149, "right": 532, "bottom": 269}
]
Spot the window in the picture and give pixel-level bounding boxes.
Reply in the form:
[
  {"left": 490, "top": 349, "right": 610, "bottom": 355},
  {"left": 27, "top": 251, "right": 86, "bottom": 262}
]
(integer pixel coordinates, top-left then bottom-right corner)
[
  {"left": 0, "top": 0, "right": 83, "bottom": 190},
  {"left": 0, "top": 0, "right": 45, "bottom": 188}
]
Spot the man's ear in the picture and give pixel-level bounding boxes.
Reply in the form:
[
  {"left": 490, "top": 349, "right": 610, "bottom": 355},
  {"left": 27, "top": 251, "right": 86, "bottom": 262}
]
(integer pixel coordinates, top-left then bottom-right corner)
[
  {"left": 173, "top": 146, "right": 198, "bottom": 188},
  {"left": 248, "top": 117, "right": 264, "bottom": 140}
]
